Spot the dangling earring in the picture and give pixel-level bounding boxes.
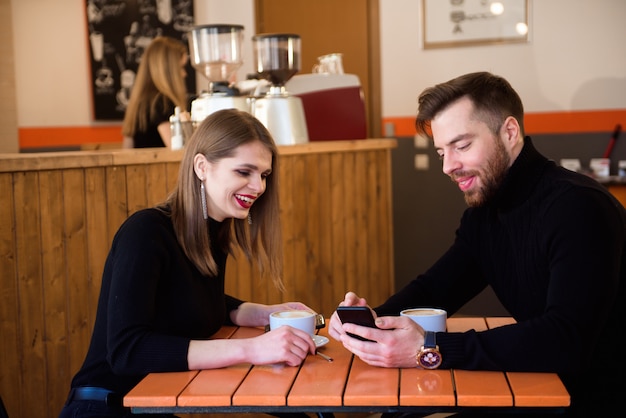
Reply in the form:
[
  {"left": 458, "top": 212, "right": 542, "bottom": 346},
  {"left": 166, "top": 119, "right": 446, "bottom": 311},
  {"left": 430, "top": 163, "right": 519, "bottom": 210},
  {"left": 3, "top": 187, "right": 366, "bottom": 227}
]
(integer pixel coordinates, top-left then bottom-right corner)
[
  {"left": 200, "top": 180, "right": 208, "bottom": 220},
  {"left": 247, "top": 211, "right": 252, "bottom": 225}
]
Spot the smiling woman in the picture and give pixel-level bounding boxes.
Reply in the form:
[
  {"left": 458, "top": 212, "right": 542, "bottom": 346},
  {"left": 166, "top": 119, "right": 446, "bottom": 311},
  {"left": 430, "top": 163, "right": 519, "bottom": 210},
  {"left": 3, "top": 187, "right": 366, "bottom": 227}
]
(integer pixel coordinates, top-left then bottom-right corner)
[{"left": 56, "top": 108, "right": 323, "bottom": 418}]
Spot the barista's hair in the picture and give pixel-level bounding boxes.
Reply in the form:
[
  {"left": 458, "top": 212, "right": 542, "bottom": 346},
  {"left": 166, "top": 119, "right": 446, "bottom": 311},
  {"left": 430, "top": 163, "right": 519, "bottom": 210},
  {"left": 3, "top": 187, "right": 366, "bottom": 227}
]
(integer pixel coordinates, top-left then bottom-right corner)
[
  {"left": 161, "top": 109, "right": 284, "bottom": 289},
  {"left": 415, "top": 72, "right": 525, "bottom": 139},
  {"left": 122, "top": 36, "right": 188, "bottom": 138}
]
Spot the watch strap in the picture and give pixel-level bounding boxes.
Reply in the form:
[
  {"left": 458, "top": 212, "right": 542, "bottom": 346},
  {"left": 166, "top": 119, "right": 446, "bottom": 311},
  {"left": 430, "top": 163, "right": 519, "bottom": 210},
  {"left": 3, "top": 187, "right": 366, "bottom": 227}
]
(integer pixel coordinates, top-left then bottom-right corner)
[{"left": 423, "top": 331, "right": 436, "bottom": 348}]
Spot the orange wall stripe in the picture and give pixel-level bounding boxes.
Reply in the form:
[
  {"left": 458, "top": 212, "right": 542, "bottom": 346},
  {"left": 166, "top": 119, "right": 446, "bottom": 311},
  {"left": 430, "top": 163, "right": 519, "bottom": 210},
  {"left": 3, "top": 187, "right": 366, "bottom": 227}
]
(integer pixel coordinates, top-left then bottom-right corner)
[
  {"left": 524, "top": 110, "right": 625, "bottom": 134},
  {"left": 18, "top": 109, "right": 626, "bottom": 149},
  {"left": 382, "top": 109, "right": 626, "bottom": 137},
  {"left": 19, "top": 125, "right": 123, "bottom": 149}
]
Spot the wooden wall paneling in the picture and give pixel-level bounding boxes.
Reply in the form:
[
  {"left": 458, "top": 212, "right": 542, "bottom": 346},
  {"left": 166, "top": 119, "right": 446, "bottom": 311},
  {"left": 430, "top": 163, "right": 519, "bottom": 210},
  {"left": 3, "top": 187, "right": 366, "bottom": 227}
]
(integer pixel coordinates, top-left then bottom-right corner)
[
  {"left": 0, "top": 173, "right": 20, "bottom": 417},
  {"left": 342, "top": 152, "right": 358, "bottom": 298},
  {"left": 85, "top": 168, "right": 109, "bottom": 328},
  {"left": 378, "top": 150, "right": 394, "bottom": 304},
  {"left": 165, "top": 161, "right": 180, "bottom": 194},
  {"left": 39, "top": 170, "right": 69, "bottom": 413},
  {"left": 290, "top": 154, "right": 309, "bottom": 306},
  {"left": 63, "top": 169, "right": 91, "bottom": 383},
  {"left": 126, "top": 165, "right": 149, "bottom": 216},
  {"left": 105, "top": 166, "right": 128, "bottom": 243},
  {"left": 313, "top": 153, "right": 334, "bottom": 317},
  {"left": 278, "top": 155, "right": 296, "bottom": 304},
  {"left": 364, "top": 151, "right": 379, "bottom": 302},
  {"left": 14, "top": 171, "right": 46, "bottom": 417},
  {"left": 302, "top": 153, "right": 322, "bottom": 313},
  {"left": 145, "top": 163, "right": 167, "bottom": 208},
  {"left": 329, "top": 153, "right": 347, "bottom": 306},
  {"left": 353, "top": 150, "right": 368, "bottom": 298}
]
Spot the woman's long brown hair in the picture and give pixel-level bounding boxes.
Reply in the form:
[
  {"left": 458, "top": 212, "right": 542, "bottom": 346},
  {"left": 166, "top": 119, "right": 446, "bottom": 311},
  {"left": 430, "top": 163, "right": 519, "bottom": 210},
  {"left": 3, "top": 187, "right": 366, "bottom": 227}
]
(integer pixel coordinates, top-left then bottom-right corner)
[
  {"left": 163, "top": 109, "right": 284, "bottom": 289},
  {"left": 122, "top": 36, "right": 188, "bottom": 138}
]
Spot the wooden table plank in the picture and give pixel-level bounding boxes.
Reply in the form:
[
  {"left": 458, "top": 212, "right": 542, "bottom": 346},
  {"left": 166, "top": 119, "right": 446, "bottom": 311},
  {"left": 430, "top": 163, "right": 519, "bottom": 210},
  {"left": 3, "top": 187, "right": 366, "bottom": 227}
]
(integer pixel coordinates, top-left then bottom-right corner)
[
  {"left": 288, "top": 329, "right": 352, "bottom": 406},
  {"left": 506, "top": 372, "right": 570, "bottom": 407},
  {"left": 177, "top": 365, "right": 251, "bottom": 407},
  {"left": 178, "top": 323, "right": 264, "bottom": 406},
  {"left": 485, "top": 317, "right": 516, "bottom": 329},
  {"left": 400, "top": 369, "right": 456, "bottom": 406},
  {"left": 446, "top": 317, "right": 488, "bottom": 332},
  {"left": 210, "top": 325, "right": 238, "bottom": 339},
  {"left": 232, "top": 363, "right": 300, "bottom": 406},
  {"left": 344, "top": 356, "right": 399, "bottom": 406},
  {"left": 454, "top": 370, "right": 513, "bottom": 407},
  {"left": 229, "top": 324, "right": 310, "bottom": 406},
  {"left": 123, "top": 371, "right": 198, "bottom": 407}
]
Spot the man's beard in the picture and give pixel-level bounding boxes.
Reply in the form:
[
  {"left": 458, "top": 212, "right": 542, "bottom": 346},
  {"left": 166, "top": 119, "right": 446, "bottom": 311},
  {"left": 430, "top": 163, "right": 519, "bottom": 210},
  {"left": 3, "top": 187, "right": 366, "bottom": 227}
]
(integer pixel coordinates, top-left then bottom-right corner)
[{"left": 458, "top": 139, "right": 511, "bottom": 207}]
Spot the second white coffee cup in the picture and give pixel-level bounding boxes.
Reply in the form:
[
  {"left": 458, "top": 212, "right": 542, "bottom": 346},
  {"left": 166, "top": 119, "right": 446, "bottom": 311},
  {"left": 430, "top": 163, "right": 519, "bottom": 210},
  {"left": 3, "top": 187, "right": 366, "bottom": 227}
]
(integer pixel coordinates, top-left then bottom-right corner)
[
  {"left": 269, "top": 310, "right": 316, "bottom": 335},
  {"left": 400, "top": 308, "right": 447, "bottom": 332}
]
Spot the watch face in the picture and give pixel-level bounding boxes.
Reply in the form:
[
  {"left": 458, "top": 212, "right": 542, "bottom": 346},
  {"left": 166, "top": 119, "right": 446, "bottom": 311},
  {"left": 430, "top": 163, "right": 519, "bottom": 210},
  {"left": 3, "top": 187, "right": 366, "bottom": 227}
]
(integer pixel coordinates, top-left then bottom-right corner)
[{"left": 418, "top": 348, "right": 442, "bottom": 369}]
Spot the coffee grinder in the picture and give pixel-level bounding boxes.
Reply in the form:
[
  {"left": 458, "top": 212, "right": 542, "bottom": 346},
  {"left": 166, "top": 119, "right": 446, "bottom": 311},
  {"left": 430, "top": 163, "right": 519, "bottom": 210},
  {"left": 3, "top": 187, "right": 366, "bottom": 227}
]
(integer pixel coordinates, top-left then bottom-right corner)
[
  {"left": 188, "top": 24, "right": 249, "bottom": 123},
  {"left": 251, "top": 33, "right": 308, "bottom": 145}
]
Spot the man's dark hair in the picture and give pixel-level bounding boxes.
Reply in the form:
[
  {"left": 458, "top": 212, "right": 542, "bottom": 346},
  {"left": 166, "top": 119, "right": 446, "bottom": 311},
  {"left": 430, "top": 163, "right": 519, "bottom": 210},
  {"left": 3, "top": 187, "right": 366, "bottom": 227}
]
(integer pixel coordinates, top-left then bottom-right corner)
[{"left": 415, "top": 72, "right": 525, "bottom": 138}]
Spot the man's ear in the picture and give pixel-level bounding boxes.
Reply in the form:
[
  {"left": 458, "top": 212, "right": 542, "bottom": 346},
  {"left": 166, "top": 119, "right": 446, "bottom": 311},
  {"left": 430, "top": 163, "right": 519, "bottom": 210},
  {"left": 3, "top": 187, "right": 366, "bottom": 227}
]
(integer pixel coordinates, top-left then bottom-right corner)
[{"left": 502, "top": 116, "right": 522, "bottom": 148}]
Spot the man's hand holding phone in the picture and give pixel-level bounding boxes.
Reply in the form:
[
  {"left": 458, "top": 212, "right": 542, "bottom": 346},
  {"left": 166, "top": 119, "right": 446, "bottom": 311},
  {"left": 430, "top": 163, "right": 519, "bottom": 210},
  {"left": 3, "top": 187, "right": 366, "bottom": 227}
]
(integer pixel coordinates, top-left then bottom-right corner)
[
  {"left": 329, "top": 292, "right": 423, "bottom": 368},
  {"left": 328, "top": 292, "right": 371, "bottom": 341},
  {"left": 336, "top": 306, "right": 379, "bottom": 342}
]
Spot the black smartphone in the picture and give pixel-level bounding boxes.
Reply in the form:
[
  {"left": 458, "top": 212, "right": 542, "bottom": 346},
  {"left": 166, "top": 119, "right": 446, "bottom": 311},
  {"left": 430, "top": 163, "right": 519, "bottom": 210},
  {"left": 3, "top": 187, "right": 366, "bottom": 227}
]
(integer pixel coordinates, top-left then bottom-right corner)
[{"left": 336, "top": 306, "right": 377, "bottom": 342}]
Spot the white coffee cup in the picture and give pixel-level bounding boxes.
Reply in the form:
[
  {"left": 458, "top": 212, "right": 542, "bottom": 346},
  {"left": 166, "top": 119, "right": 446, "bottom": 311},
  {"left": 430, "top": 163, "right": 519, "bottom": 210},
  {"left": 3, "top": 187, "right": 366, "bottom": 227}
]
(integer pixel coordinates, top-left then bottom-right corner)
[
  {"left": 269, "top": 310, "right": 316, "bottom": 335},
  {"left": 401, "top": 308, "right": 447, "bottom": 332}
]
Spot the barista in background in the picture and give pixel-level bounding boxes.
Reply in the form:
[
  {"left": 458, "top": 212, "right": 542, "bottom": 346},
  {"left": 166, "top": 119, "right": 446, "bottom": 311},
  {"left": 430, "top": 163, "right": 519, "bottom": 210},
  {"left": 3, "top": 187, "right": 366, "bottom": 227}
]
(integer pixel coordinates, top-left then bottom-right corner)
[{"left": 122, "top": 36, "right": 189, "bottom": 148}]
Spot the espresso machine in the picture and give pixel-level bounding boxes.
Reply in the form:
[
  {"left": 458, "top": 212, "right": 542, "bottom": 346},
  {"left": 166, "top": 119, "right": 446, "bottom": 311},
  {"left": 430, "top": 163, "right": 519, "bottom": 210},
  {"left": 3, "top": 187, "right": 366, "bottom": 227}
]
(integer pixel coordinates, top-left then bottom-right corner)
[
  {"left": 250, "top": 33, "right": 308, "bottom": 145},
  {"left": 188, "top": 24, "right": 249, "bottom": 123}
]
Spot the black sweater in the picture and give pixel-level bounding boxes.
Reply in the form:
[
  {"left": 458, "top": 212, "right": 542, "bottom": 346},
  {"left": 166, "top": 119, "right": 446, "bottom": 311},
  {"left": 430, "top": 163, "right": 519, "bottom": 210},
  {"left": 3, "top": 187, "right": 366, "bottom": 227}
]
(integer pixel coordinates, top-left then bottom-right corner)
[
  {"left": 376, "top": 137, "right": 626, "bottom": 414},
  {"left": 70, "top": 208, "right": 244, "bottom": 395}
]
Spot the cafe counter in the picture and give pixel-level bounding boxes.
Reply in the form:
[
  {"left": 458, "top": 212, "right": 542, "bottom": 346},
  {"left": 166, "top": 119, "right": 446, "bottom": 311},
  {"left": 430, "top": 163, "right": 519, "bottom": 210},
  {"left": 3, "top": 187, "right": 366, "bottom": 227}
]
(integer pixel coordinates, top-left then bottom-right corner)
[{"left": 0, "top": 138, "right": 396, "bottom": 418}]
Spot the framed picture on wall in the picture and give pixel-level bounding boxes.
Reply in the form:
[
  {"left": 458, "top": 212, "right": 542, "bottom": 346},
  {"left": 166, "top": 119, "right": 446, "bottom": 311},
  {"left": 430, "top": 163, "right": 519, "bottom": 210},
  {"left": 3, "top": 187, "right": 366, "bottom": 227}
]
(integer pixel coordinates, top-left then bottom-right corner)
[{"left": 422, "top": 0, "right": 529, "bottom": 49}]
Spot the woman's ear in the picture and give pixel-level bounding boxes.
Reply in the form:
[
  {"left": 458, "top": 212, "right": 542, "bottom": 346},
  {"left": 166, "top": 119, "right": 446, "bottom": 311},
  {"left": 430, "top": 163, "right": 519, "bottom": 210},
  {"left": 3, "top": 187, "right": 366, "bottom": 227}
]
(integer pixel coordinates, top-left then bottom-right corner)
[{"left": 193, "top": 153, "right": 209, "bottom": 180}]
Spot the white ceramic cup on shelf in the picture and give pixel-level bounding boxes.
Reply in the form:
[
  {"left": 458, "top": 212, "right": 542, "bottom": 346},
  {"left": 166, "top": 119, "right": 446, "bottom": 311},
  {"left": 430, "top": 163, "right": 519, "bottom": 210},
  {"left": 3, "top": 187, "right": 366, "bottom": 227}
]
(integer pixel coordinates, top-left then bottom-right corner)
[
  {"left": 269, "top": 310, "right": 316, "bottom": 335},
  {"left": 401, "top": 308, "right": 447, "bottom": 332}
]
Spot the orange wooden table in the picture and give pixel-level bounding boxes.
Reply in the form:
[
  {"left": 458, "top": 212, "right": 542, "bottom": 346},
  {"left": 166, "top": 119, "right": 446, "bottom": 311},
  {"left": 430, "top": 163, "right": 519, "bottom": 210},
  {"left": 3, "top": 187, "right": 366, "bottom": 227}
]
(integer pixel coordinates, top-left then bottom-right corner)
[{"left": 124, "top": 317, "right": 570, "bottom": 415}]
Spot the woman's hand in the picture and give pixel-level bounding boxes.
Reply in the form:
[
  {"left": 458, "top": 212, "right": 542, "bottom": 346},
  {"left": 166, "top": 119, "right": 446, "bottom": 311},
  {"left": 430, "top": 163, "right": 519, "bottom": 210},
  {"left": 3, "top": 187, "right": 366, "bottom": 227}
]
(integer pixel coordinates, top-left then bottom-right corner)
[
  {"left": 230, "top": 301, "right": 316, "bottom": 327},
  {"left": 246, "top": 326, "right": 316, "bottom": 366},
  {"left": 188, "top": 324, "right": 316, "bottom": 369}
]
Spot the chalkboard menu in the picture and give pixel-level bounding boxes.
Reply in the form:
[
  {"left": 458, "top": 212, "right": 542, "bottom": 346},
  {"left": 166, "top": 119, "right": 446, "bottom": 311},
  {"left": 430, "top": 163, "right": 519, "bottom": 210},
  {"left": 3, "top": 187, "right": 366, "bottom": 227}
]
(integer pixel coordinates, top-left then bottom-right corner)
[{"left": 86, "top": 0, "right": 196, "bottom": 120}]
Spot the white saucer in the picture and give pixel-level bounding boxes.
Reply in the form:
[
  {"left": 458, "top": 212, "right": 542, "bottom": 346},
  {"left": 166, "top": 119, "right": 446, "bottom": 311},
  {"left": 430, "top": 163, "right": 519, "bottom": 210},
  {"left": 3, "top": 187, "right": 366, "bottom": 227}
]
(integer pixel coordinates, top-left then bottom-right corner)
[{"left": 313, "top": 335, "right": 329, "bottom": 348}]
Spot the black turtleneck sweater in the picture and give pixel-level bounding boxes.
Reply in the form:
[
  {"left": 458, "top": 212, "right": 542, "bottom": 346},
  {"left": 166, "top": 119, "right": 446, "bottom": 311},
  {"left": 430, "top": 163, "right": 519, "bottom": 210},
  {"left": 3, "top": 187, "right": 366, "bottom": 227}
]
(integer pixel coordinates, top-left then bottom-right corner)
[
  {"left": 375, "top": 137, "right": 626, "bottom": 415},
  {"left": 69, "top": 208, "right": 244, "bottom": 395}
]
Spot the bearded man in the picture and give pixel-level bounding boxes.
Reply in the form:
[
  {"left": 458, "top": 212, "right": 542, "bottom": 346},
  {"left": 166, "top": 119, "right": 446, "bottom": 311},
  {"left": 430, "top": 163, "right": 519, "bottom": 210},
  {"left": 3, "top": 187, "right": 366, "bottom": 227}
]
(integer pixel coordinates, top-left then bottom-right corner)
[{"left": 329, "top": 72, "right": 626, "bottom": 417}]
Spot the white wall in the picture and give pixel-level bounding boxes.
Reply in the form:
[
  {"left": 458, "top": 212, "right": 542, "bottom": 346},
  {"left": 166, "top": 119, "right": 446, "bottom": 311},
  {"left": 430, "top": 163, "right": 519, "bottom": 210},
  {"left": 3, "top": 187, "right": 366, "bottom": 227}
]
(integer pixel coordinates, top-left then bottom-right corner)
[
  {"left": 11, "top": 0, "right": 255, "bottom": 127},
  {"left": 11, "top": 0, "right": 626, "bottom": 128},
  {"left": 380, "top": 0, "right": 626, "bottom": 116}
]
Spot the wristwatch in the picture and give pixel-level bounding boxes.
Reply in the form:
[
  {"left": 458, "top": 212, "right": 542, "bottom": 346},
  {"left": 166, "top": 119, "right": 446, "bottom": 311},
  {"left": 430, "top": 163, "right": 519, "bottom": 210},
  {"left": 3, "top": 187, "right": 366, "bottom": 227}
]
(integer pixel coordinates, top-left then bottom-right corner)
[{"left": 416, "top": 331, "right": 442, "bottom": 369}]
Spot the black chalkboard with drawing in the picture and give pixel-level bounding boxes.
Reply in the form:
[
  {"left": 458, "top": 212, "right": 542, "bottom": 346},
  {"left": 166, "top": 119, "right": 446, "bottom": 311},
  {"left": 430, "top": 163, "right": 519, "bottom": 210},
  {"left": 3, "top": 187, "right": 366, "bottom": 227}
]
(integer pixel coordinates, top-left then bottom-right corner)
[{"left": 86, "top": 0, "right": 195, "bottom": 120}]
